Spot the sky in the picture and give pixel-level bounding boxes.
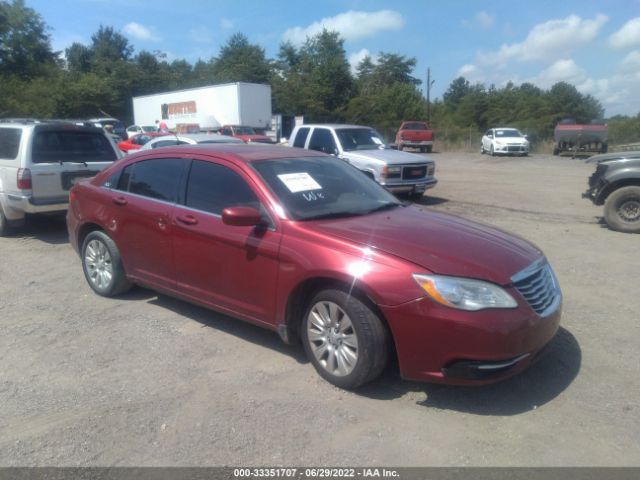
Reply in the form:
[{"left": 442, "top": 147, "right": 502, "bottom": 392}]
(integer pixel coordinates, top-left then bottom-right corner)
[{"left": 29, "top": 0, "right": 640, "bottom": 117}]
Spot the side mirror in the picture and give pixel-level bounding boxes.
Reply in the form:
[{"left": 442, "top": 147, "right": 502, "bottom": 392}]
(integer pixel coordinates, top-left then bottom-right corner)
[
  {"left": 222, "top": 206, "right": 262, "bottom": 227},
  {"left": 332, "top": 147, "right": 339, "bottom": 156}
]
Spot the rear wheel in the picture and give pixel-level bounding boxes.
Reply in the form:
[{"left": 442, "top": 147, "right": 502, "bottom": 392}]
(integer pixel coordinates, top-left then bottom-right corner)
[
  {"left": 82, "top": 231, "right": 133, "bottom": 296},
  {"left": 0, "top": 206, "right": 8, "bottom": 237},
  {"left": 604, "top": 186, "right": 640, "bottom": 233},
  {"left": 302, "top": 289, "right": 389, "bottom": 389}
]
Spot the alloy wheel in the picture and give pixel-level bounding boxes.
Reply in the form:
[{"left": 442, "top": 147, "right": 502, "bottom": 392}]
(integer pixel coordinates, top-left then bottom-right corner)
[
  {"left": 84, "top": 239, "right": 114, "bottom": 289},
  {"left": 306, "top": 300, "right": 359, "bottom": 377}
]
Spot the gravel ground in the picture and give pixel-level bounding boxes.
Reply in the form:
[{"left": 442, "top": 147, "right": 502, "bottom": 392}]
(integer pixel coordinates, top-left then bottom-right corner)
[{"left": 0, "top": 152, "right": 638, "bottom": 466}]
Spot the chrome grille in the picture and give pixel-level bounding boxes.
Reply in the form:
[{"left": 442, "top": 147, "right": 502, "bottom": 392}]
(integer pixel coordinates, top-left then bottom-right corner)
[
  {"left": 402, "top": 165, "right": 427, "bottom": 180},
  {"left": 511, "top": 258, "right": 561, "bottom": 316}
]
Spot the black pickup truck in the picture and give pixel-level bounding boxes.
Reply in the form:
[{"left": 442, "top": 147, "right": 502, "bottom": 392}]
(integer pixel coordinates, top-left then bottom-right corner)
[{"left": 583, "top": 151, "right": 640, "bottom": 233}]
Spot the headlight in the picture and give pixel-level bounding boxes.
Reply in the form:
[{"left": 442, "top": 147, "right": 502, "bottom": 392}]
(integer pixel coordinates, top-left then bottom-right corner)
[{"left": 413, "top": 274, "right": 518, "bottom": 311}]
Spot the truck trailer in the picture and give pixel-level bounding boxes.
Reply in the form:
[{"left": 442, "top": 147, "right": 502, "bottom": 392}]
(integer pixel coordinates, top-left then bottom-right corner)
[{"left": 132, "top": 82, "right": 272, "bottom": 133}]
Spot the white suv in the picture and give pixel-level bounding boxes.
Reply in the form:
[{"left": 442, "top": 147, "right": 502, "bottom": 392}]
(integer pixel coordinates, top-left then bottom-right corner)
[{"left": 0, "top": 121, "right": 120, "bottom": 235}]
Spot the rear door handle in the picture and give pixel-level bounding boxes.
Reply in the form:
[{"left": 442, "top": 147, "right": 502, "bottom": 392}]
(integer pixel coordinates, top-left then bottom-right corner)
[
  {"left": 176, "top": 214, "right": 198, "bottom": 226},
  {"left": 112, "top": 196, "right": 127, "bottom": 206}
]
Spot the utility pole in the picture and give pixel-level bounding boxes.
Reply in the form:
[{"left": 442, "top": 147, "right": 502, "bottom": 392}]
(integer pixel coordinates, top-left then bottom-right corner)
[{"left": 426, "top": 68, "right": 435, "bottom": 123}]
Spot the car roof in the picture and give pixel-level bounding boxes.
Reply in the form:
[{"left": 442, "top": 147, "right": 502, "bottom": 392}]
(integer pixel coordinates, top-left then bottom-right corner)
[
  {"left": 149, "top": 133, "right": 243, "bottom": 143},
  {"left": 135, "top": 143, "right": 327, "bottom": 163},
  {"left": 296, "top": 124, "right": 373, "bottom": 130}
]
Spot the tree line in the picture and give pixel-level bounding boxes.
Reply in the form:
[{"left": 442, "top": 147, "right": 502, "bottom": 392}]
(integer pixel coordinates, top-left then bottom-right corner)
[{"left": 1, "top": 0, "right": 638, "bottom": 146}]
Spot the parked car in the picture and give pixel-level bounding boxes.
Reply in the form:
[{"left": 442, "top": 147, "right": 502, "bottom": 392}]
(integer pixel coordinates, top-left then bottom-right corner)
[
  {"left": 0, "top": 120, "right": 120, "bottom": 236},
  {"left": 583, "top": 150, "right": 640, "bottom": 233},
  {"left": 136, "top": 133, "right": 244, "bottom": 151},
  {"left": 88, "top": 117, "right": 126, "bottom": 140},
  {"left": 126, "top": 125, "right": 157, "bottom": 138},
  {"left": 288, "top": 124, "right": 436, "bottom": 197},
  {"left": 220, "top": 125, "right": 273, "bottom": 144},
  {"left": 67, "top": 144, "right": 562, "bottom": 389},
  {"left": 395, "top": 121, "right": 434, "bottom": 153},
  {"left": 117, "top": 132, "right": 169, "bottom": 153},
  {"left": 481, "top": 128, "right": 529, "bottom": 156}
]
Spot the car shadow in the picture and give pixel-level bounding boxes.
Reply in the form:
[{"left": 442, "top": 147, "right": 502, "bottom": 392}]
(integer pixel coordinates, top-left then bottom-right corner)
[
  {"left": 7, "top": 214, "right": 69, "bottom": 245},
  {"left": 145, "top": 292, "right": 309, "bottom": 365},
  {"left": 411, "top": 195, "right": 449, "bottom": 206},
  {"left": 356, "top": 327, "right": 581, "bottom": 416}
]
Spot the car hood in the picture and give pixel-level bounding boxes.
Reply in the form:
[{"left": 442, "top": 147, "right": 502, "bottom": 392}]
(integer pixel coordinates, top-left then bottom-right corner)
[
  {"left": 306, "top": 205, "right": 542, "bottom": 285},
  {"left": 344, "top": 148, "right": 433, "bottom": 166}
]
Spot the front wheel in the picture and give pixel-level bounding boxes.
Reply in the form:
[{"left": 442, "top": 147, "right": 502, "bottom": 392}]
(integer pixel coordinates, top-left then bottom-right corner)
[
  {"left": 490, "top": 145, "right": 495, "bottom": 156},
  {"left": 82, "top": 231, "right": 133, "bottom": 296},
  {"left": 603, "top": 186, "right": 640, "bottom": 233},
  {"left": 302, "top": 289, "right": 389, "bottom": 389}
]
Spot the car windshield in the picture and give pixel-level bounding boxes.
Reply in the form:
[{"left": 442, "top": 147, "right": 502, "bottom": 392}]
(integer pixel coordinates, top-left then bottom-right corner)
[
  {"left": 335, "top": 128, "right": 386, "bottom": 151},
  {"left": 142, "top": 126, "right": 156, "bottom": 132},
  {"left": 235, "top": 126, "right": 256, "bottom": 135},
  {"left": 495, "top": 129, "right": 523, "bottom": 137},
  {"left": 252, "top": 156, "right": 402, "bottom": 221}
]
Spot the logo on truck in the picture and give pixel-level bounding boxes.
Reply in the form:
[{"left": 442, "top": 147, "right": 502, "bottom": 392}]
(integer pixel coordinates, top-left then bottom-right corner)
[{"left": 161, "top": 101, "right": 197, "bottom": 120}]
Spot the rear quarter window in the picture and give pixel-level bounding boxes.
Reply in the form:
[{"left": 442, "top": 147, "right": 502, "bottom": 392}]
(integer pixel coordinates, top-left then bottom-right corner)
[
  {"left": 0, "top": 128, "right": 22, "bottom": 160},
  {"left": 32, "top": 130, "right": 117, "bottom": 163}
]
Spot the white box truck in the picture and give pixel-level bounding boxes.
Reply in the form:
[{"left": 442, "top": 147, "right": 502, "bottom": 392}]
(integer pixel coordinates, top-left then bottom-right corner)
[{"left": 132, "top": 82, "right": 272, "bottom": 132}]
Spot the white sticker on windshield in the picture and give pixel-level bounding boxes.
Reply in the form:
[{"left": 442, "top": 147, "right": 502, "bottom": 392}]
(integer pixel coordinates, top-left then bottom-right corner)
[
  {"left": 277, "top": 172, "right": 322, "bottom": 193},
  {"left": 371, "top": 136, "right": 383, "bottom": 145}
]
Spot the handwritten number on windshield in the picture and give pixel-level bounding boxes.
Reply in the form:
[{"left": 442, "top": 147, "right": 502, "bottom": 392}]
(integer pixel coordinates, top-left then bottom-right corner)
[{"left": 303, "top": 191, "right": 325, "bottom": 202}]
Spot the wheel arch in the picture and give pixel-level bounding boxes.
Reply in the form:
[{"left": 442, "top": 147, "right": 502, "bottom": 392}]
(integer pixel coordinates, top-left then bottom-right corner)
[
  {"left": 280, "top": 276, "right": 395, "bottom": 355},
  {"left": 77, "top": 222, "right": 107, "bottom": 251},
  {"left": 597, "top": 178, "right": 640, "bottom": 204}
]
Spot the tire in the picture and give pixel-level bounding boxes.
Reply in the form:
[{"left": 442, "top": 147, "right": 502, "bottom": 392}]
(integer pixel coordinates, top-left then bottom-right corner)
[
  {"left": 0, "top": 205, "right": 8, "bottom": 237},
  {"left": 480, "top": 145, "right": 485, "bottom": 154},
  {"left": 603, "top": 186, "right": 640, "bottom": 233},
  {"left": 426, "top": 145, "right": 432, "bottom": 153},
  {"left": 419, "top": 146, "right": 426, "bottom": 153},
  {"left": 490, "top": 145, "right": 495, "bottom": 156},
  {"left": 81, "top": 230, "right": 133, "bottom": 296},
  {"left": 301, "top": 289, "right": 389, "bottom": 389},
  {"left": 398, "top": 144, "right": 404, "bottom": 152}
]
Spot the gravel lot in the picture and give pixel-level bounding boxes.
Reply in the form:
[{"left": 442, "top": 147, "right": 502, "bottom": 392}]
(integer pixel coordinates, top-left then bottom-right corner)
[{"left": 1, "top": 152, "right": 638, "bottom": 466}]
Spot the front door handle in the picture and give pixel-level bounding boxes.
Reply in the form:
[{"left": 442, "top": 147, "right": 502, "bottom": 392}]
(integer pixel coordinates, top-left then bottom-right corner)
[
  {"left": 176, "top": 214, "right": 198, "bottom": 226},
  {"left": 112, "top": 196, "right": 127, "bottom": 206}
]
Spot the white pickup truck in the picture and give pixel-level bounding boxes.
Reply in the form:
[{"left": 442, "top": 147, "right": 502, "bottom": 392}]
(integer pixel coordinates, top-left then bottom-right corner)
[{"left": 288, "top": 124, "right": 437, "bottom": 197}]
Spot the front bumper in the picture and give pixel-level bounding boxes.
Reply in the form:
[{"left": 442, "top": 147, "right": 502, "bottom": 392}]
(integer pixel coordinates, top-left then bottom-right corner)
[
  {"left": 493, "top": 144, "right": 529, "bottom": 154},
  {"left": 384, "top": 177, "right": 438, "bottom": 194},
  {"left": 379, "top": 294, "right": 561, "bottom": 385}
]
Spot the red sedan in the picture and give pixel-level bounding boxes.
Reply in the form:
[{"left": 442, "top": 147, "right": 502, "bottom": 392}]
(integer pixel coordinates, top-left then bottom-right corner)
[
  {"left": 220, "top": 125, "right": 273, "bottom": 144},
  {"left": 67, "top": 145, "right": 561, "bottom": 389},
  {"left": 117, "top": 132, "right": 169, "bottom": 153}
]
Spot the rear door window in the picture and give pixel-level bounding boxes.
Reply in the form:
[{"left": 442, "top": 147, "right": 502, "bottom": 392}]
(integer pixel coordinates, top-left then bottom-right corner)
[
  {"left": 127, "top": 158, "right": 185, "bottom": 202},
  {"left": 32, "top": 130, "right": 117, "bottom": 163},
  {"left": 293, "top": 127, "right": 310, "bottom": 148},
  {"left": 0, "top": 128, "right": 22, "bottom": 160}
]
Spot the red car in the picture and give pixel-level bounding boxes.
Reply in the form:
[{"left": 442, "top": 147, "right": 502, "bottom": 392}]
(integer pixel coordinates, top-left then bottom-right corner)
[
  {"left": 67, "top": 145, "right": 561, "bottom": 389},
  {"left": 220, "top": 125, "right": 273, "bottom": 144},
  {"left": 117, "top": 132, "right": 169, "bottom": 153},
  {"left": 395, "top": 121, "right": 434, "bottom": 153}
]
